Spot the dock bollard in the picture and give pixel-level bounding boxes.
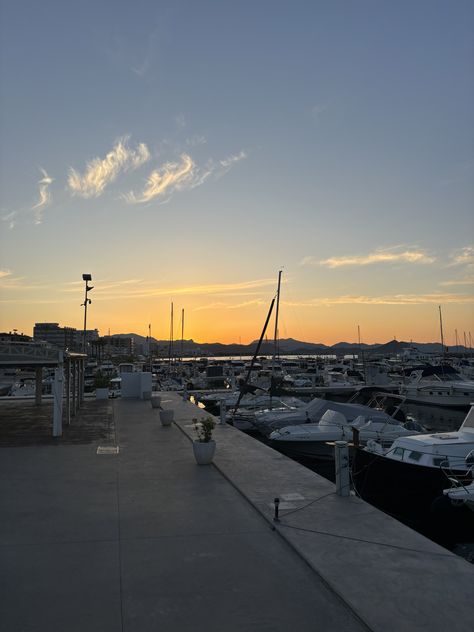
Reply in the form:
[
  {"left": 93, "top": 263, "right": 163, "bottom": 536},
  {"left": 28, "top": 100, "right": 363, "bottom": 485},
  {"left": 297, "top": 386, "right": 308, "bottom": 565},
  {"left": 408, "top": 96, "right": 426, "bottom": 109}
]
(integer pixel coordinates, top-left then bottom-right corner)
[
  {"left": 334, "top": 441, "right": 350, "bottom": 497},
  {"left": 219, "top": 400, "right": 226, "bottom": 425}
]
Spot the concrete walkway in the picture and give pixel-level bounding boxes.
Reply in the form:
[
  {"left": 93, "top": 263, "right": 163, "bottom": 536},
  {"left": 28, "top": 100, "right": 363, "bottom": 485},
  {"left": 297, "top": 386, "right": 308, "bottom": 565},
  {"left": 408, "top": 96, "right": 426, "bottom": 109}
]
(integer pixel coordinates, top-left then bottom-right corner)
[{"left": 1, "top": 397, "right": 368, "bottom": 632}]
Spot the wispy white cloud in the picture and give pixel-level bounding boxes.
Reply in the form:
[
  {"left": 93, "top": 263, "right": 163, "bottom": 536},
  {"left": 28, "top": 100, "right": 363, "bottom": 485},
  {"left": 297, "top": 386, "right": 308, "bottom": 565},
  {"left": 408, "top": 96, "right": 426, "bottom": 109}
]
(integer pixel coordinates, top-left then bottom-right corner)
[
  {"left": 175, "top": 113, "right": 186, "bottom": 129},
  {"left": 302, "top": 247, "right": 436, "bottom": 268},
  {"left": 1, "top": 210, "right": 18, "bottom": 230},
  {"left": 449, "top": 246, "right": 474, "bottom": 267},
  {"left": 31, "top": 168, "right": 53, "bottom": 224},
  {"left": 124, "top": 154, "right": 195, "bottom": 204},
  {"left": 219, "top": 150, "right": 247, "bottom": 171},
  {"left": 439, "top": 276, "right": 474, "bottom": 287},
  {"left": 283, "top": 293, "right": 474, "bottom": 307},
  {"left": 68, "top": 277, "right": 275, "bottom": 301},
  {"left": 0, "top": 273, "right": 51, "bottom": 291},
  {"left": 124, "top": 149, "right": 247, "bottom": 204},
  {"left": 68, "top": 136, "right": 150, "bottom": 198},
  {"left": 186, "top": 135, "right": 207, "bottom": 147},
  {"left": 193, "top": 299, "right": 266, "bottom": 312}
]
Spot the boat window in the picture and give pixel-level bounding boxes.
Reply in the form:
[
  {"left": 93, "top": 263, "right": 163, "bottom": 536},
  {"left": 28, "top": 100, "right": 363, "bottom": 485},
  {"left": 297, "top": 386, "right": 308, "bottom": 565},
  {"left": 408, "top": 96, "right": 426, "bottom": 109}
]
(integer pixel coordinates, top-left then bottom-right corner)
[
  {"left": 409, "top": 451, "right": 423, "bottom": 461},
  {"left": 393, "top": 447, "right": 404, "bottom": 457},
  {"left": 433, "top": 457, "right": 447, "bottom": 467}
]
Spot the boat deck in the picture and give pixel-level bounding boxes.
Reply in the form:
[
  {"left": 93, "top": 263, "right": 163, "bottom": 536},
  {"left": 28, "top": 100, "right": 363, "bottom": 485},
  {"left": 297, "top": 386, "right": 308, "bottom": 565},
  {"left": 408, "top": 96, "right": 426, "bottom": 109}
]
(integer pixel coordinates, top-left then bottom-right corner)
[{"left": 1, "top": 394, "right": 473, "bottom": 631}]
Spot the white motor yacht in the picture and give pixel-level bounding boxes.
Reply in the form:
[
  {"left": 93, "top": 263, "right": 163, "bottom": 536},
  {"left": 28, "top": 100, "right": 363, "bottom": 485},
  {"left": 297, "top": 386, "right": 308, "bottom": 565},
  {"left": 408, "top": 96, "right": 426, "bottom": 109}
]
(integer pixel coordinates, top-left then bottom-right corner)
[
  {"left": 267, "top": 407, "right": 418, "bottom": 460},
  {"left": 352, "top": 404, "right": 474, "bottom": 542},
  {"left": 399, "top": 365, "right": 474, "bottom": 410}
]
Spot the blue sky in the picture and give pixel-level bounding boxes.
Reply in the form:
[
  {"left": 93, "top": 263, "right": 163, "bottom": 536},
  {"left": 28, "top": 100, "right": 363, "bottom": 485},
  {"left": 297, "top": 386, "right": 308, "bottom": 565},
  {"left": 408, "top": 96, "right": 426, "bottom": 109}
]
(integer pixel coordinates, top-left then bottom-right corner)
[{"left": 1, "top": 1, "right": 473, "bottom": 343}]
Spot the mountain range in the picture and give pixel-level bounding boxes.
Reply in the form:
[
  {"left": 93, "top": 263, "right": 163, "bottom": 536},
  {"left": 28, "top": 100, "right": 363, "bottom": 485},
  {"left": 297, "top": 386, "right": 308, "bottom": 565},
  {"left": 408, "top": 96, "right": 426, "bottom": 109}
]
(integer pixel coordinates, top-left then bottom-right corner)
[{"left": 111, "top": 334, "right": 466, "bottom": 357}]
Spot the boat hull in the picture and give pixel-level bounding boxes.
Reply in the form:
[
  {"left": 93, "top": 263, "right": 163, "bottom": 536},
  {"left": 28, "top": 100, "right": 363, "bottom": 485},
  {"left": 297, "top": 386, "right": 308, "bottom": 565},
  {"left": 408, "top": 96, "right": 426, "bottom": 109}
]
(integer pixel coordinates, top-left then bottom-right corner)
[
  {"left": 268, "top": 438, "right": 336, "bottom": 460},
  {"left": 352, "top": 448, "right": 474, "bottom": 543}
]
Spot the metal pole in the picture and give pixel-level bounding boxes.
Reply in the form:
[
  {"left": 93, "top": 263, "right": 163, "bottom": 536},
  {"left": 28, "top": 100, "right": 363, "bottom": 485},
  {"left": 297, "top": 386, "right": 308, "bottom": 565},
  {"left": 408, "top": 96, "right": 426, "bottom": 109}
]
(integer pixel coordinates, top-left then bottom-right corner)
[{"left": 83, "top": 281, "right": 88, "bottom": 353}]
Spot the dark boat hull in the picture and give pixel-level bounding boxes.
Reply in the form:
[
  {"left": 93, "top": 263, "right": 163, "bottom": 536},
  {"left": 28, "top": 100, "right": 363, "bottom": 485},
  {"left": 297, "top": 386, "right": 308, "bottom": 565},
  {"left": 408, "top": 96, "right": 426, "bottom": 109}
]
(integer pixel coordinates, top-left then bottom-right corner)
[{"left": 352, "top": 448, "right": 474, "bottom": 544}]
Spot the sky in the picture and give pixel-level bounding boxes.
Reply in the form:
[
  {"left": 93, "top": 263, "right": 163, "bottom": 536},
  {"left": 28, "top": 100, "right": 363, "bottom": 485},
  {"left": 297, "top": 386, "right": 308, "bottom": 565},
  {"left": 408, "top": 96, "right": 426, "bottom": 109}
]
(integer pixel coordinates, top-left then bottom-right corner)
[{"left": 0, "top": 0, "right": 473, "bottom": 346}]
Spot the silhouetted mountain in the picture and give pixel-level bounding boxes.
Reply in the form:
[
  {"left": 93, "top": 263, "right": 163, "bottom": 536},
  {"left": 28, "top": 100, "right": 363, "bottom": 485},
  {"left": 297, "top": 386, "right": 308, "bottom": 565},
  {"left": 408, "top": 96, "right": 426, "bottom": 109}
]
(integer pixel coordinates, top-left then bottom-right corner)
[{"left": 109, "top": 333, "right": 462, "bottom": 357}]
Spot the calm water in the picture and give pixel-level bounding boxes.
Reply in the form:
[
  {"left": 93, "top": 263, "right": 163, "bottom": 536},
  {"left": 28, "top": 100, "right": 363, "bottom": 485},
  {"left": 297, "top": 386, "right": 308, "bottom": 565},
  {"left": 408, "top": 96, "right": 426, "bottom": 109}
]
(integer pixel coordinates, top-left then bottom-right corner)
[{"left": 401, "top": 403, "right": 466, "bottom": 432}]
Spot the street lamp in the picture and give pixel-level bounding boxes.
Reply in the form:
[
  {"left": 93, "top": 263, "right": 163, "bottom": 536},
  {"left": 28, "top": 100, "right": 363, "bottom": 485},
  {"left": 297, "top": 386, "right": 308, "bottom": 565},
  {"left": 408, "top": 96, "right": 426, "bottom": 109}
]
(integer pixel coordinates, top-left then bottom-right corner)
[{"left": 81, "top": 274, "right": 93, "bottom": 353}]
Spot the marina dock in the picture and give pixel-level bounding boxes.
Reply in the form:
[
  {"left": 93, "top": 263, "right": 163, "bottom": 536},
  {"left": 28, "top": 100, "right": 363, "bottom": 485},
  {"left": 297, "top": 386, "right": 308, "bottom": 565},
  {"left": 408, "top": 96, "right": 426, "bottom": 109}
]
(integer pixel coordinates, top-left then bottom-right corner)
[{"left": 1, "top": 394, "right": 473, "bottom": 631}]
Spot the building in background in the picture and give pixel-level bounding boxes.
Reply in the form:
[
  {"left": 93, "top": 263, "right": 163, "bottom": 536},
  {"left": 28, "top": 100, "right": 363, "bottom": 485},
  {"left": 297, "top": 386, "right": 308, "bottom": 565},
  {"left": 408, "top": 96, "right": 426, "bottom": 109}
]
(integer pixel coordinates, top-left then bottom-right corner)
[{"left": 33, "top": 322, "right": 98, "bottom": 352}]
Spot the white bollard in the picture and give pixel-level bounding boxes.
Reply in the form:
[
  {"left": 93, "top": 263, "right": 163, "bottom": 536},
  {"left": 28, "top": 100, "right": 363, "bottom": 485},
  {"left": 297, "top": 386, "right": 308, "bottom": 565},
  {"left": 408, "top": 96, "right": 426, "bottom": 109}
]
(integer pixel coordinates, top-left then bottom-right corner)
[
  {"left": 219, "top": 400, "right": 226, "bottom": 425},
  {"left": 334, "top": 441, "right": 350, "bottom": 497}
]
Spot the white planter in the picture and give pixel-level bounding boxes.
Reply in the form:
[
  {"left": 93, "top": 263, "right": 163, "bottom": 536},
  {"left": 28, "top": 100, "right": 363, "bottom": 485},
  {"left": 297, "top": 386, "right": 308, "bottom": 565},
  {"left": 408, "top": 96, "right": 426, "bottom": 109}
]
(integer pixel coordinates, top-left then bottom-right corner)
[
  {"left": 192, "top": 440, "right": 216, "bottom": 465},
  {"left": 95, "top": 388, "right": 109, "bottom": 400},
  {"left": 151, "top": 396, "right": 162, "bottom": 408},
  {"left": 159, "top": 409, "right": 174, "bottom": 426}
]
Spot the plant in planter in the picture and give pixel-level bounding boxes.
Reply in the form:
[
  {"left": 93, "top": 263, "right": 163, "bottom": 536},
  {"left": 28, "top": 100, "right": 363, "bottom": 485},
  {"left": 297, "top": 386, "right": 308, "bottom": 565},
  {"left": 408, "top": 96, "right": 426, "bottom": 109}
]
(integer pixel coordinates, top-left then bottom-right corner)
[{"left": 192, "top": 416, "right": 216, "bottom": 464}]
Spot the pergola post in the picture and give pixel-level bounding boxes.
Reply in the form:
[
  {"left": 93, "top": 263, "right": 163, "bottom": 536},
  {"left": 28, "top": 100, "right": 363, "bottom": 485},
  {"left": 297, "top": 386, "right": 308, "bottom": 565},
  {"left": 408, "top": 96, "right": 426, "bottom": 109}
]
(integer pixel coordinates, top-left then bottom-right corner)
[
  {"left": 52, "top": 365, "right": 64, "bottom": 437},
  {"left": 65, "top": 359, "right": 71, "bottom": 426},
  {"left": 35, "top": 367, "right": 43, "bottom": 406},
  {"left": 72, "top": 361, "right": 77, "bottom": 416}
]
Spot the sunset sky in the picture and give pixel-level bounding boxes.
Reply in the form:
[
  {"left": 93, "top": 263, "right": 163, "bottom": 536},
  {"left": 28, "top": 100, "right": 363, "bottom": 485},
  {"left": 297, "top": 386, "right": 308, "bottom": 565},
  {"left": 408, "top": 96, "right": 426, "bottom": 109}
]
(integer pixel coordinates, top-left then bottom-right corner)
[{"left": 1, "top": 1, "right": 473, "bottom": 346}]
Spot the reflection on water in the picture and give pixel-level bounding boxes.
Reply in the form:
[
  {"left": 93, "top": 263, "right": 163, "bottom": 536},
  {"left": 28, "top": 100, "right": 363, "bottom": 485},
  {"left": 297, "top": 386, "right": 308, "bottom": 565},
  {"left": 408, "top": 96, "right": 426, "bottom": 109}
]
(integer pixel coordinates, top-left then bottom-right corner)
[{"left": 401, "top": 403, "right": 466, "bottom": 433}]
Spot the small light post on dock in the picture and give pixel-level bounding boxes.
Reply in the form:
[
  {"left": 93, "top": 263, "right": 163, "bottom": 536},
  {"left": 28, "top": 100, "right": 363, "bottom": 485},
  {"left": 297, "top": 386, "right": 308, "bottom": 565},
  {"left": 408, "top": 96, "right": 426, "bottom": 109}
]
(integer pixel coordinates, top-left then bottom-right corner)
[
  {"left": 81, "top": 273, "right": 93, "bottom": 354},
  {"left": 334, "top": 441, "right": 350, "bottom": 497}
]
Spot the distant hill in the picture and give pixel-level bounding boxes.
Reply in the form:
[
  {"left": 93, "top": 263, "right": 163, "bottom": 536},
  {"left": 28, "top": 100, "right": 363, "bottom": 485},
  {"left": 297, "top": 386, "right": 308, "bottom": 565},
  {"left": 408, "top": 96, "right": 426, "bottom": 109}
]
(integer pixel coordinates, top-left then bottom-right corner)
[{"left": 110, "top": 333, "right": 460, "bottom": 357}]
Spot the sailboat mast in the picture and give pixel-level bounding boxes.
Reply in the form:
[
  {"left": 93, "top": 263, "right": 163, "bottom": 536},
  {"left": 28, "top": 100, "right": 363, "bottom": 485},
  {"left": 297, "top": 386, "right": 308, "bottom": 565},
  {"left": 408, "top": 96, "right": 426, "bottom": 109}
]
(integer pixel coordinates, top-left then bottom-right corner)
[
  {"left": 272, "top": 270, "right": 282, "bottom": 369},
  {"left": 168, "top": 302, "right": 174, "bottom": 368},
  {"left": 181, "top": 308, "right": 184, "bottom": 360},
  {"left": 149, "top": 323, "right": 152, "bottom": 372},
  {"left": 439, "top": 305, "right": 445, "bottom": 353}
]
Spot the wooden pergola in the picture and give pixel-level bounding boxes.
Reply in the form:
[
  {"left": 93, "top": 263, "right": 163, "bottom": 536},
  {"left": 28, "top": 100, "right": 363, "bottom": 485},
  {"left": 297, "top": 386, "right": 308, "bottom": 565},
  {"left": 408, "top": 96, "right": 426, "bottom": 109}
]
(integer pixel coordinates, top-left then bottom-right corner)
[{"left": 0, "top": 341, "right": 87, "bottom": 437}]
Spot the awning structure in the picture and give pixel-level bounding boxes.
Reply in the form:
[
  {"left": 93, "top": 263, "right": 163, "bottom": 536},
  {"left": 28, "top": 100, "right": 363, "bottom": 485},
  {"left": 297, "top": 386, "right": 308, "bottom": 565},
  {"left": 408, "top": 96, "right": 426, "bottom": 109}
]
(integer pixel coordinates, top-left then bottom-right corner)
[{"left": 0, "top": 341, "right": 87, "bottom": 437}]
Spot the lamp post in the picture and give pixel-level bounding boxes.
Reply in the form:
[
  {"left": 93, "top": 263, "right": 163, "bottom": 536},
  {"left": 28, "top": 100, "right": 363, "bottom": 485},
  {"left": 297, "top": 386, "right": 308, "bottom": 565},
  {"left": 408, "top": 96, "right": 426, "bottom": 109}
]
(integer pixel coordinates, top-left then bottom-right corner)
[{"left": 81, "top": 274, "right": 93, "bottom": 353}]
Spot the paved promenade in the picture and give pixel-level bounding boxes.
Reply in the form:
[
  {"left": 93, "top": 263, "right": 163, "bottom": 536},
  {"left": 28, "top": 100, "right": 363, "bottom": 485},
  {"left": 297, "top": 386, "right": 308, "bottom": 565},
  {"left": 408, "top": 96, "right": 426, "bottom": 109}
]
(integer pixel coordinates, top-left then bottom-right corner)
[{"left": 1, "top": 394, "right": 473, "bottom": 631}]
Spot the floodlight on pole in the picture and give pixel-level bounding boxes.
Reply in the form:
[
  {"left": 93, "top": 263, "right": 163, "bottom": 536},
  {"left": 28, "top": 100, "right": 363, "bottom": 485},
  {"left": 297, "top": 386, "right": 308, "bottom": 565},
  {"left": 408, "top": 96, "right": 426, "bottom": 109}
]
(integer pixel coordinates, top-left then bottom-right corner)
[{"left": 81, "top": 274, "right": 93, "bottom": 353}]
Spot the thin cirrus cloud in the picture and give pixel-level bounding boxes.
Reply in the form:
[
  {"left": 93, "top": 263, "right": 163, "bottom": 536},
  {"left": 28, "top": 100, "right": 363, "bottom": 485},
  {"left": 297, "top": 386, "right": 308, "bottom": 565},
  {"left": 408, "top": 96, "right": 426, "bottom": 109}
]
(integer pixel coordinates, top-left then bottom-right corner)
[
  {"left": 124, "top": 154, "right": 195, "bottom": 204},
  {"left": 450, "top": 246, "right": 474, "bottom": 267},
  {"left": 301, "top": 247, "right": 436, "bottom": 268},
  {"left": 283, "top": 292, "right": 474, "bottom": 307},
  {"left": 124, "top": 150, "right": 247, "bottom": 204},
  {"left": 440, "top": 277, "right": 474, "bottom": 287},
  {"left": 68, "top": 137, "right": 150, "bottom": 198},
  {"left": 73, "top": 278, "right": 276, "bottom": 301},
  {"left": 31, "top": 168, "right": 53, "bottom": 224}
]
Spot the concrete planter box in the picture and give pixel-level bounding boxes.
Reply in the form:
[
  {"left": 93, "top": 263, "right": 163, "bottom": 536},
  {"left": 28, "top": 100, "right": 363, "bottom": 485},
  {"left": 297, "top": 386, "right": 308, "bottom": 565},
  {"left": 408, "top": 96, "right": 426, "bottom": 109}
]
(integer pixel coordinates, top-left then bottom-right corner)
[
  {"left": 192, "top": 440, "right": 216, "bottom": 465},
  {"left": 159, "top": 409, "right": 174, "bottom": 426},
  {"left": 95, "top": 388, "right": 109, "bottom": 400},
  {"left": 151, "top": 396, "right": 162, "bottom": 409}
]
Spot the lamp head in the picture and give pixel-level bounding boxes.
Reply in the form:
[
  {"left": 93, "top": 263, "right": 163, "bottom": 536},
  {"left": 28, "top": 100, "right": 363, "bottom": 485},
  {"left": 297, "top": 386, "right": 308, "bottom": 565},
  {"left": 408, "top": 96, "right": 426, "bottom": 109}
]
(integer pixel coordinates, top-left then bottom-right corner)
[{"left": 82, "top": 273, "right": 92, "bottom": 282}]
